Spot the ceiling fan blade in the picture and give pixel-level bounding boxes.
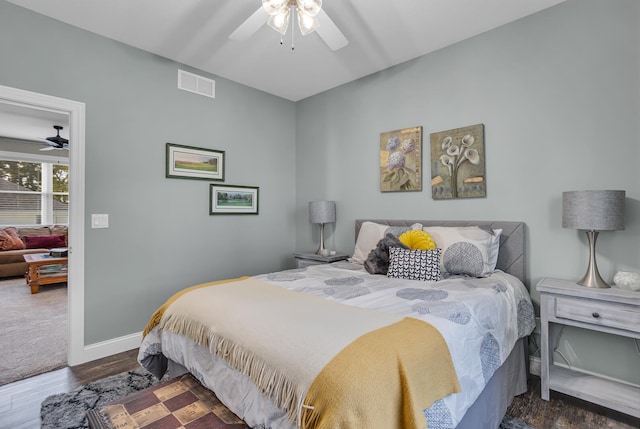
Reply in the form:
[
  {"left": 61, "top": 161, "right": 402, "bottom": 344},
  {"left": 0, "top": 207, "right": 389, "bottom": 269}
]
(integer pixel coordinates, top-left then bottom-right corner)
[
  {"left": 316, "top": 9, "right": 348, "bottom": 51},
  {"left": 229, "top": 7, "right": 268, "bottom": 41}
]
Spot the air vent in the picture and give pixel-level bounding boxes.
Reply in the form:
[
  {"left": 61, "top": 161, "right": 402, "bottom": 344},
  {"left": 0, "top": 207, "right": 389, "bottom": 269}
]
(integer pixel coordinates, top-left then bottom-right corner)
[{"left": 178, "top": 69, "right": 215, "bottom": 99}]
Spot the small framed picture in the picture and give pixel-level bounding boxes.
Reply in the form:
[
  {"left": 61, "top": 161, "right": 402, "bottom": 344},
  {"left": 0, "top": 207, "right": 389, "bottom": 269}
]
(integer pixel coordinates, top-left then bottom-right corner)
[
  {"left": 210, "top": 184, "right": 259, "bottom": 215},
  {"left": 166, "top": 143, "right": 225, "bottom": 181}
]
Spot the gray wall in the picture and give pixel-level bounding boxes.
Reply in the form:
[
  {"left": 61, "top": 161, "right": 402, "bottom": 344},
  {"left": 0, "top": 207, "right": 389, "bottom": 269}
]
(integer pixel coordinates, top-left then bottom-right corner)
[
  {"left": 0, "top": 1, "right": 297, "bottom": 344},
  {"left": 295, "top": 0, "right": 639, "bottom": 383}
]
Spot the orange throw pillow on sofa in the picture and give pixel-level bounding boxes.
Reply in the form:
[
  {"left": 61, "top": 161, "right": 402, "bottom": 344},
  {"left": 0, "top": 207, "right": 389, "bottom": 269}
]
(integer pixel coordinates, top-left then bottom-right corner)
[{"left": 0, "top": 227, "right": 26, "bottom": 251}]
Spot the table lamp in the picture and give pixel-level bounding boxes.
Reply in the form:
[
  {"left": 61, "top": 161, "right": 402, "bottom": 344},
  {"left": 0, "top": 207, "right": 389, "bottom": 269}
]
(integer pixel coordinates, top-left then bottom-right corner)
[
  {"left": 309, "top": 201, "right": 336, "bottom": 256},
  {"left": 562, "top": 190, "right": 625, "bottom": 288}
]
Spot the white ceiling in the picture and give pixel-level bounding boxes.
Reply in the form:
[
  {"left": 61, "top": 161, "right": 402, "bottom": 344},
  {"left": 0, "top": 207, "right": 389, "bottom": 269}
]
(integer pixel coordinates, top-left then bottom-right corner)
[
  {"left": 0, "top": 101, "right": 69, "bottom": 144},
  {"left": 5, "top": 0, "right": 567, "bottom": 102}
]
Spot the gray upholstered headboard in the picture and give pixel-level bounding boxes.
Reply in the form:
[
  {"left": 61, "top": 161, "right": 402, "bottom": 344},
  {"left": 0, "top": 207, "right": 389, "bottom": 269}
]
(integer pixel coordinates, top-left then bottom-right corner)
[{"left": 355, "top": 220, "right": 527, "bottom": 287}]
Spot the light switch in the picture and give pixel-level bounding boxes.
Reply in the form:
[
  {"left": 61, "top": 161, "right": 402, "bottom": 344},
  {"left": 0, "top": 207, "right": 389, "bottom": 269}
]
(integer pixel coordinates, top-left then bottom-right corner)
[{"left": 91, "top": 214, "right": 109, "bottom": 229}]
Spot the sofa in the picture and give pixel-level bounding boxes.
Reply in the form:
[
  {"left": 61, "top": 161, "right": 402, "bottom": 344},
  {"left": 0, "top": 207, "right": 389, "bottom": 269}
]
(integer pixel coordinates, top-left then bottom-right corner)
[{"left": 0, "top": 225, "right": 68, "bottom": 278}]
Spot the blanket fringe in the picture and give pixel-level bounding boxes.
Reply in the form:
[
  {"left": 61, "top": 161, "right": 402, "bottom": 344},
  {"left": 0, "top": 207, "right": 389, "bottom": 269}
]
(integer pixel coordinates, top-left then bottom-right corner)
[
  {"left": 300, "top": 404, "right": 320, "bottom": 429},
  {"left": 160, "top": 314, "right": 303, "bottom": 424}
]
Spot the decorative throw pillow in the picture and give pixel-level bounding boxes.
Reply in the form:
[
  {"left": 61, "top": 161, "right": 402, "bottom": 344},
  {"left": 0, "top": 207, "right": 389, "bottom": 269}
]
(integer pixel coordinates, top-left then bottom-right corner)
[
  {"left": 364, "top": 233, "right": 409, "bottom": 275},
  {"left": 387, "top": 247, "right": 441, "bottom": 281},
  {"left": 24, "top": 234, "right": 67, "bottom": 249},
  {"left": 0, "top": 227, "right": 26, "bottom": 251},
  {"left": 351, "top": 221, "right": 422, "bottom": 264},
  {"left": 398, "top": 230, "right": 437, "bottom": 250},
  {"left": 422, "top": 226, "right": 500, "bottom": 277}
]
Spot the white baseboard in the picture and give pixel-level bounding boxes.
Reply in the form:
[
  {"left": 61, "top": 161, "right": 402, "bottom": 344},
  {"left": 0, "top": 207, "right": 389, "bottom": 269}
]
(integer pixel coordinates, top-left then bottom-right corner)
[
  {"left": 79, "top": 331, "right": 143, "bottom": 365},
  {"left": 529, "top": 355, "right": 541, "bottom": 377}
]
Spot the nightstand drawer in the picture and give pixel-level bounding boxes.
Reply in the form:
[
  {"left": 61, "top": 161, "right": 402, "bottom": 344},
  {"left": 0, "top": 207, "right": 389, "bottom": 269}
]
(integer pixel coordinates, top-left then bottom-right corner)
[{"left": 555, "top": 297, "right": 640, "bottom": 332}]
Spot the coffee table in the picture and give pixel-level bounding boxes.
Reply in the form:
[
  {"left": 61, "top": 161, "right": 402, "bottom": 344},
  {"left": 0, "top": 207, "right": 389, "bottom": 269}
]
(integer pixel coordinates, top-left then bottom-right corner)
[{"left": 23, "top": 253, "right": 68, "bottom": 294}]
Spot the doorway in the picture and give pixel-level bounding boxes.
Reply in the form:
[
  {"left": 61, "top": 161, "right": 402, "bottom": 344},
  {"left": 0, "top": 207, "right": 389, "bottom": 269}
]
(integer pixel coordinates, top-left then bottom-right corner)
[{"left": 0, "top": 84, "right": 86, "bottom": 366}]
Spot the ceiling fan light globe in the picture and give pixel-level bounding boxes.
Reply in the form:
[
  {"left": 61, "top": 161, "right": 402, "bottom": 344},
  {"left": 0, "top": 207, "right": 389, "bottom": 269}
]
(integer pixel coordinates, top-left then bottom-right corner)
[
  {"left": 296, "top": 0, "right": 321, "bottom": 17},
  {"left": 262, "top": 0, "right": 289, "bottom": 16},
  {"left": 268, "top": 11, "right": 290, "bottom": 35},
  {"left": 298, "top": 12, "right": 319, "bottom": 35}
]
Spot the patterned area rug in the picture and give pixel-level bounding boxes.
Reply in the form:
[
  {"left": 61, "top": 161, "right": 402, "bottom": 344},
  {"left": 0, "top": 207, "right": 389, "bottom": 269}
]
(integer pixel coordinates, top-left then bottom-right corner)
[
  {"left": 40, "top": 368, "right": 536, "bottom": 429},
  {"left": 41, "top": 369, "right": 157, "bottom": 429}
]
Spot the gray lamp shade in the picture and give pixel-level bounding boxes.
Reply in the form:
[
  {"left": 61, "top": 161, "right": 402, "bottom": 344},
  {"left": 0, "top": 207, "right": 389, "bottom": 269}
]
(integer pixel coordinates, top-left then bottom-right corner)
[
  {"left": 562, "top": 190, "right": 625, "bottom": 231},
  {"left": 309, "top": 201, "right": 336, "bottom": 224}
]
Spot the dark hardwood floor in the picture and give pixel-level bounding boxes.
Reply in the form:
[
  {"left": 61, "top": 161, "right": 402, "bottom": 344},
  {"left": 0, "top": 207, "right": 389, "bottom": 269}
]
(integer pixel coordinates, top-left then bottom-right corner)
[
  {"left": 506, "top": 377, "right": 639, "bottom": 429},
  {"left": 0, "top": 349, "right": 140, "bottom": 429},
  {"left": 0, "top": 349, "right": 638, "bottom": 429}
]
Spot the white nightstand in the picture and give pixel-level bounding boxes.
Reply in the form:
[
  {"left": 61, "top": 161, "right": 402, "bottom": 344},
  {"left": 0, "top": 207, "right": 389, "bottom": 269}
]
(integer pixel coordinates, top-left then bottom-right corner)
[
  {"left": 538, "top": 277, "right": 640, "bottom": 417},
  {"left": 293, "top": 252, "right": 349, "bottom": 268}
]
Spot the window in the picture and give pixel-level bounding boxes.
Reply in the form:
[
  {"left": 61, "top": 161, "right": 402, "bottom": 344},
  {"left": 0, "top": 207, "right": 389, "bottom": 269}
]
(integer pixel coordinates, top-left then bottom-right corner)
[{"left": 0, "top": 155, "right": 69, "bottom": 226}]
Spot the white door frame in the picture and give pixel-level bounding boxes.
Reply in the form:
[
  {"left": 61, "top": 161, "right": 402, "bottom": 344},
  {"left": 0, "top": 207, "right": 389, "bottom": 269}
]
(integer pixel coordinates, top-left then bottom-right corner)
[{"left": 0, "top": 84, "right": 86, "bottom": 365}]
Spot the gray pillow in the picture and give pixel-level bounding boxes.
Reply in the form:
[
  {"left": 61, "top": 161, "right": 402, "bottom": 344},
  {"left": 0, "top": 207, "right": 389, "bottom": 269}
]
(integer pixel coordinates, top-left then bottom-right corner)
[{"left": 364, "top": 233, "right": 408, "bottom": 275}]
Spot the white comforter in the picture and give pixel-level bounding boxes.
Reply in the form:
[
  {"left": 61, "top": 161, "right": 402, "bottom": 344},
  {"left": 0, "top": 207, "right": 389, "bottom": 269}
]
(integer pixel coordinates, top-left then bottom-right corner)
[{"left": 139, "top": 262, "right": 535, "bottom": 429}]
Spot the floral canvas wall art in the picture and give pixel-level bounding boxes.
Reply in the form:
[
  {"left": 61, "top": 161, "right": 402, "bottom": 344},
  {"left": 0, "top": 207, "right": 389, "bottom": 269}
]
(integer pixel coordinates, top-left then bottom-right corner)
[
  {"left": 379, "top": 126, "right": 422, "bottom": 192},
  {"left": 430, "top": 124, "right": 485, "bottom": 199}
]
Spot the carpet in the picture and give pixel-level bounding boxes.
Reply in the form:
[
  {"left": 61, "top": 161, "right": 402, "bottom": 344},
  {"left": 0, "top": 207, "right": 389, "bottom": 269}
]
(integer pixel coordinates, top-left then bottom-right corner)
[
  {"left": 0, "top": 277, "right": 67, "bottom": 386},
  {"left": 40, "top": 368, "right": 537, "bottom": 429}
]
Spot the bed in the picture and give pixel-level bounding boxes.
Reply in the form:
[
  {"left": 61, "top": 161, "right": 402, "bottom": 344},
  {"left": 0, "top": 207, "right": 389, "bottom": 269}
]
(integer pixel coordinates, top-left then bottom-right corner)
[{"left": 138, "top": 219, "right": 535, "bottom": 429}]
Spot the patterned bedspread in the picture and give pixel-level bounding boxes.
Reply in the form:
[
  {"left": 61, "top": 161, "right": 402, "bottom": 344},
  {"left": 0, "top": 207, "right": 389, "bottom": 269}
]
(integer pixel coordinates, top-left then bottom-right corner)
[{"left": 139, "top": 262, "right": 535, "bottom": 429}]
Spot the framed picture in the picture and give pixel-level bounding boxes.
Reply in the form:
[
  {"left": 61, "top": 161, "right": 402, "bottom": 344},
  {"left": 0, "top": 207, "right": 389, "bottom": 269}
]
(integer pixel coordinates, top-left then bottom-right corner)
[
  {"left": 166, "top": 143, "right": 225, "bottom": 181},
  {"left": 210, "top": 184, "right": 259, "bottom": 215},
  {"left": 379, "top": 126, "right": 422, "bottom": 192},
  {"left": 430, "top": 123, "right": 486, "bottom": 199}
]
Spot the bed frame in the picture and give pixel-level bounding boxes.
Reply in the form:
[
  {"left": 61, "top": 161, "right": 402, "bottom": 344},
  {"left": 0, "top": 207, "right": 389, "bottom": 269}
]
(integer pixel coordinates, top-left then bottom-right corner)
[{"left": 356, "top": 219, "right": 529, "bottom": 429}]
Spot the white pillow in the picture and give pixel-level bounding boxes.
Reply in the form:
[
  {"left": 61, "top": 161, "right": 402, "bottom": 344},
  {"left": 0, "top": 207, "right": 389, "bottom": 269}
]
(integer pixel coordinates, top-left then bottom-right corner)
[
  {"left": 488, "top": 228, "right": 502, "bottom": 272},
  {"left": 351, "top": 222, "right": 422, "bottom": 264},
  {"left": 422, "top": 226, "right": 501, "bottom": 277}
]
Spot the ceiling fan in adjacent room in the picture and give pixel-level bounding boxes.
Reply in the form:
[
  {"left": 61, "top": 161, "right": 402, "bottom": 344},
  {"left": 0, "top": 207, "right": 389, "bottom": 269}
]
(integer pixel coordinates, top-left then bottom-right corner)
[
  {"left": 229, "top": 0, "right": 348, "bottom": 51},
  {"left": 41, "top": 125, "right": 69, "bottom": 151}
]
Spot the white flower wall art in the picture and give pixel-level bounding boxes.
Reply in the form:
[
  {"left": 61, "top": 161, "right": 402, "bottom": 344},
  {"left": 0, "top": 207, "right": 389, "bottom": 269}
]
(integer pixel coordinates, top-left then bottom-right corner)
[
  {"left": 430, "top": 124, "right": 486, "bottom": 199},
  {"left": 379, "top": 126, "right": 422, "bottom": 192}
]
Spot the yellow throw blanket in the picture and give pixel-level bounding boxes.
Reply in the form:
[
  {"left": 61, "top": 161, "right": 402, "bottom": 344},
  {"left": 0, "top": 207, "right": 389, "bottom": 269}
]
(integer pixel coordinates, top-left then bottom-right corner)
[
  {"left": 142, "top": 276, "right": 249, "bottom": 337},
  {"left": 301, "top": 317, "right": 461, "bottom": 429},
  {"left": 144, "top": 277, "right": 460, "bottom": 429}
]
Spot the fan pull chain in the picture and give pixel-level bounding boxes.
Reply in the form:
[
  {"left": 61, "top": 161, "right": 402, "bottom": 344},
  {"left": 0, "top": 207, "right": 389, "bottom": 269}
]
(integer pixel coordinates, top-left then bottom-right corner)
[{"left": 291, "top": 6, "right": 295, "bottom": 50}]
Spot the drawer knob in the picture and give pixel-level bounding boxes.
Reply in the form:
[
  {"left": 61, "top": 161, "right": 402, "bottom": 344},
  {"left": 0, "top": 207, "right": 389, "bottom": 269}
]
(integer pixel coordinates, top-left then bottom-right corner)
[{"left": 592, "top": 312, "right": 600, "bottom": 319}]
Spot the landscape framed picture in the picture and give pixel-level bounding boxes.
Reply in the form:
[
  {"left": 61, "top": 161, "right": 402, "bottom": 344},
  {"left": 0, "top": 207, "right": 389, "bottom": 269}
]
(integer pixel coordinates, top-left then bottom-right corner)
[
  {"left": 166, "top": 143, "right": 225, "bottom": 181},
  {"left": 210, "top": 184, "right": 259, "bottom": 215}
]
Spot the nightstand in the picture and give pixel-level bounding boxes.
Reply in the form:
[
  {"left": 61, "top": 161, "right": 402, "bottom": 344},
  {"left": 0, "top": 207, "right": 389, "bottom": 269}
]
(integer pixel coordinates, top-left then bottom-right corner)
[
  {"left": 538, "top": 277, "right": 640, "bottom": 417},
  {"left": 293, "top": 252, "right": 349, "bottom": 268}
]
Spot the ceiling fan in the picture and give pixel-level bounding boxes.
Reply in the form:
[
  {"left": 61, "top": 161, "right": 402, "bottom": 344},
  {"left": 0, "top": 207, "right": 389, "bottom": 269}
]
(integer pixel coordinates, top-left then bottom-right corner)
[
  {"left": 41, "top": 125, "right": 69, "bottom": 151},
  {"left": 230, "top": 0, "right": 348, "bottom": 51}
]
